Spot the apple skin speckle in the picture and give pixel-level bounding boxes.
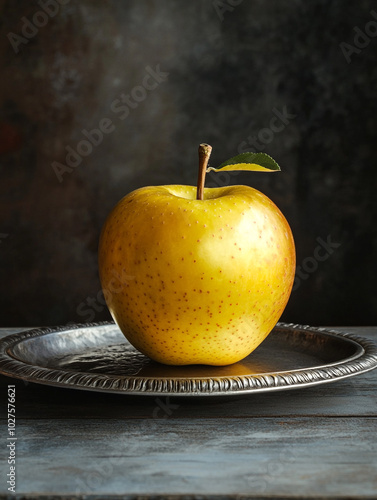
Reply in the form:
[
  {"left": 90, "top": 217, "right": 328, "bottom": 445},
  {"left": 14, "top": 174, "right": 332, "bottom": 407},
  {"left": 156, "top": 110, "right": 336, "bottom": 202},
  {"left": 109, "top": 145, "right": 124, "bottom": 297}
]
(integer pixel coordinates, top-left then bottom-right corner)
[{"left": 98, "top": 184, "right": 295, "bottom": 366}]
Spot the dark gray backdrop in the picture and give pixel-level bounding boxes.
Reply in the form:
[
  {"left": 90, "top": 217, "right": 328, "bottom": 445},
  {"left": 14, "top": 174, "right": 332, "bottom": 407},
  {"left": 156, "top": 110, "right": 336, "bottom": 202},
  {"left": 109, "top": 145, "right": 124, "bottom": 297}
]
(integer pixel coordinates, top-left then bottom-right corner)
[{"left": 1, "top": 0, "right": 376, "bottom": 326}]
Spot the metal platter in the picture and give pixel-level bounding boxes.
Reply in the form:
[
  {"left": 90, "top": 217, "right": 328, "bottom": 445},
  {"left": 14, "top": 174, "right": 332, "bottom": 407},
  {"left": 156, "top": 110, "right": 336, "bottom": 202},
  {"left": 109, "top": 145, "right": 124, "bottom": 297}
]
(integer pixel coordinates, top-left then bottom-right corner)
[{"left": 0, "top": 322, "right": 376, "bottom": 396}]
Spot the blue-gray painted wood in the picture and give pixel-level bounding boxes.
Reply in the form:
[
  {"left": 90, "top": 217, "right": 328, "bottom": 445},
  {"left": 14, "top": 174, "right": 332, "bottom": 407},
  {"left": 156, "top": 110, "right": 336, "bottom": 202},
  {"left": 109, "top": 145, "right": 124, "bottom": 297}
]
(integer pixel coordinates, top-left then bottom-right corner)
[{"left": 10, "top": 417, "right": 377, "bottom": 497}]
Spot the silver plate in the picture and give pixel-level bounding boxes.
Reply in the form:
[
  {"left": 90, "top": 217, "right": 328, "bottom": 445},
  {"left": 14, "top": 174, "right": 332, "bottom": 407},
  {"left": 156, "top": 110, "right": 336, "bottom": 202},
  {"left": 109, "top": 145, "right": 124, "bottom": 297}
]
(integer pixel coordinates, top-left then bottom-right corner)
[{"left": 0, "top": 322, "right": 376, "bottom": 396}]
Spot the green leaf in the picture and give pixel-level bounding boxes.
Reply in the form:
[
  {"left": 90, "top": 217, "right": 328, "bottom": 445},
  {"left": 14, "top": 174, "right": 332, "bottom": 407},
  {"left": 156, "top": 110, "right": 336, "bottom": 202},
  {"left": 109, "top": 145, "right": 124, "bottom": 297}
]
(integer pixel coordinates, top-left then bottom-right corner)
[{"left": 207, "top": 152, "right": 281, "bottom": 173}]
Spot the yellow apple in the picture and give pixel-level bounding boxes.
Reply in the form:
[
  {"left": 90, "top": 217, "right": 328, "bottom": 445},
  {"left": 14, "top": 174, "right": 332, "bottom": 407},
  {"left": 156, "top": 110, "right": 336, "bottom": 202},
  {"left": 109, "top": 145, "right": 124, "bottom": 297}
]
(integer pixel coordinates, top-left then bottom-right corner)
[{"left": 98, "top": 145, "right": 295, "bottom": 365}]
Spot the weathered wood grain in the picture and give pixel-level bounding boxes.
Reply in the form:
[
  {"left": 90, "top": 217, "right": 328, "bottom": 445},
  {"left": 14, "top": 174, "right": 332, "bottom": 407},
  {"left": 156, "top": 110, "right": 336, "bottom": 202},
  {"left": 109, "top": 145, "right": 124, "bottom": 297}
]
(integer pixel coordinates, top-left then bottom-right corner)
[{"left": 5, "top": 417, "right": 377, "bottom": 497}]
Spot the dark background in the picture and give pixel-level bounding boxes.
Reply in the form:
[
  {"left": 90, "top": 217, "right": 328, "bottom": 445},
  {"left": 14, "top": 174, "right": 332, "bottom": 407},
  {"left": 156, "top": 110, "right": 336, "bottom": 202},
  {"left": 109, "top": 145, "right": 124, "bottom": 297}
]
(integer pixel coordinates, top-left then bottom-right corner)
[{"left": 0, "top": 0, "right": 376, "bottom": 327}]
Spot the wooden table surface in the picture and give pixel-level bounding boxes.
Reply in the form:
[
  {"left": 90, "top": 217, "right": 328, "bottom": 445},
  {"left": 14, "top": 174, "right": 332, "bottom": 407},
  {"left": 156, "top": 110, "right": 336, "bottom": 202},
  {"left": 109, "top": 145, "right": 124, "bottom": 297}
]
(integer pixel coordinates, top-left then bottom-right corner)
[{"left": 0, "top": 326, "right": 376, "bottom": 499}]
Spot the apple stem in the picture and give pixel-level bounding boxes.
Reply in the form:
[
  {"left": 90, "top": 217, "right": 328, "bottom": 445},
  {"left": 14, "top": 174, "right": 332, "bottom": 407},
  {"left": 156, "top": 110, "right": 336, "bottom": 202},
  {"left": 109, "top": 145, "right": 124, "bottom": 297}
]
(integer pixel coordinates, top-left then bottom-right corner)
[{"left": 197, "top": 143, "right": 212, "bottom": 201}]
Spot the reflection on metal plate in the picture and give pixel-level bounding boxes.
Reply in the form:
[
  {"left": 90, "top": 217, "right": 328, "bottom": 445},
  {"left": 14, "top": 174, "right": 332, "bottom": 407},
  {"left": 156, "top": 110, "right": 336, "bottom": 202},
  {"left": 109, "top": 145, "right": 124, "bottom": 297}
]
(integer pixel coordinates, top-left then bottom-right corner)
[{"left": 0, "top": 322, "right": 376, "bottom": 396}]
